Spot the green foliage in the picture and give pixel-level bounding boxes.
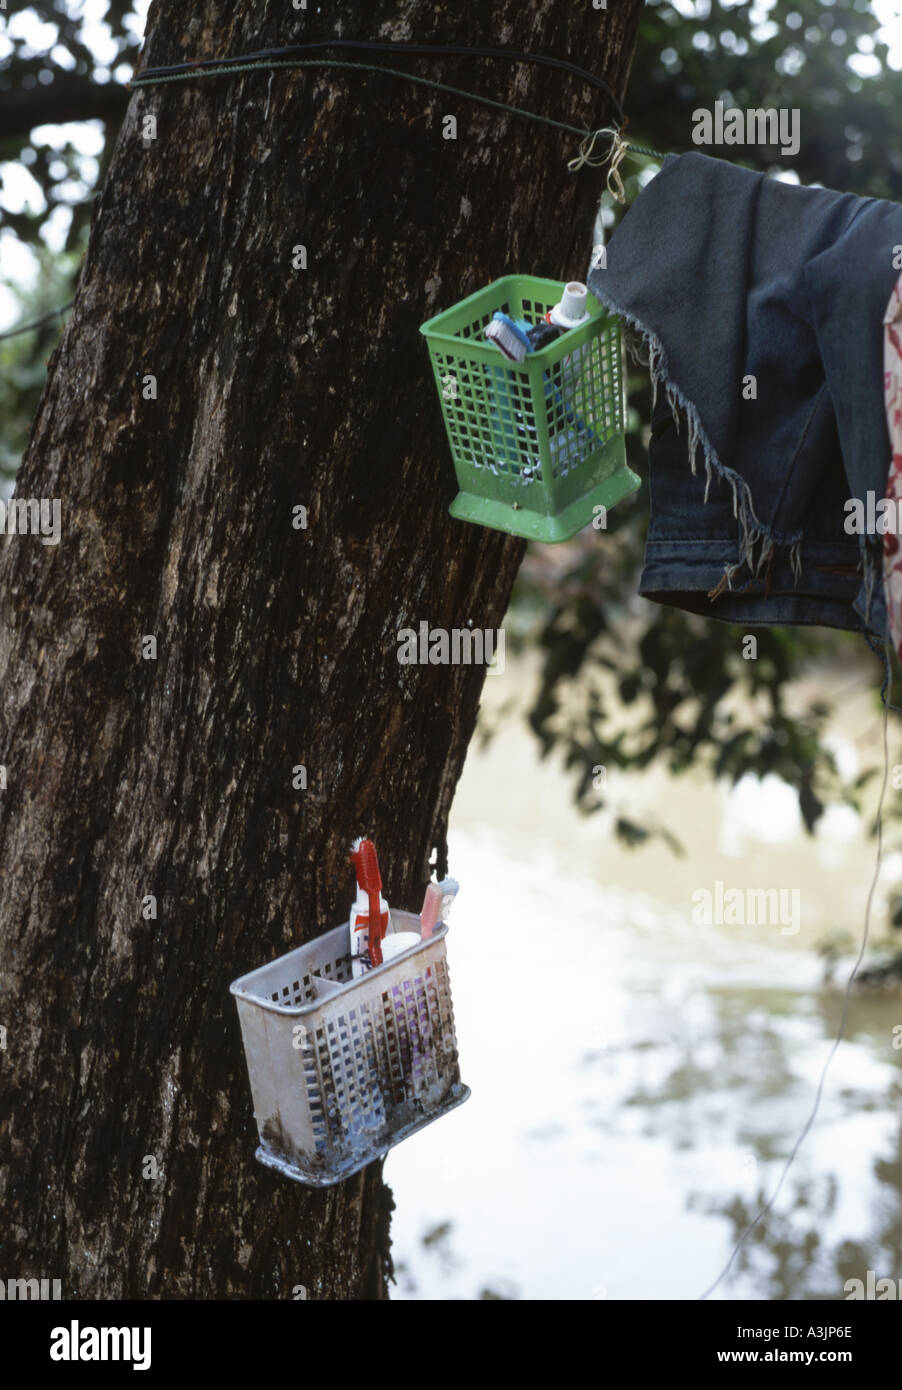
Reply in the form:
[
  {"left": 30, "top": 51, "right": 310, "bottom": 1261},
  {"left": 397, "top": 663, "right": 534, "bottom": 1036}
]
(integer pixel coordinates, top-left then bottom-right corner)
[
  {"left": 1, "top": 2, "right": 137, "bottom": 252},
  {"left": 0, "top": 251, "right": 79, "bottom": 482},
  {"left": 525, "top": 554, "right": 879, "bottom": 850},
  {"left": 1, "top": 3, "right": 140, "bottom": 475},
  {"left": 632, "top": 0, "right": 902, "bottom": 197}
]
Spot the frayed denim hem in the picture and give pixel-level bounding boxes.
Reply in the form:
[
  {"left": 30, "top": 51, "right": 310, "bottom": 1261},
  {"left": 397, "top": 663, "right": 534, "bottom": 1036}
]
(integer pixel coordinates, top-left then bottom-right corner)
[{"left": 591, "top": 287, "right": 807, "bottom": 590}]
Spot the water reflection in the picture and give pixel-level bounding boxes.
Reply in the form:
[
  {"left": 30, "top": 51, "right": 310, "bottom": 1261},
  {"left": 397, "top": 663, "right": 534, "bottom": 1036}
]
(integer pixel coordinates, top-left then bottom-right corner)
[{"left": 387, "top": 828, "right": 902, "bottom": 1300}]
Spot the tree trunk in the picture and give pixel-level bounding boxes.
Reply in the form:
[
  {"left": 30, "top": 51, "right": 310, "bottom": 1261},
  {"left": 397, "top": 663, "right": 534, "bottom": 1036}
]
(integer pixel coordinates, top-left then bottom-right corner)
[{"left": 0, "top": 0, "right": 641, "bottom": 1299}]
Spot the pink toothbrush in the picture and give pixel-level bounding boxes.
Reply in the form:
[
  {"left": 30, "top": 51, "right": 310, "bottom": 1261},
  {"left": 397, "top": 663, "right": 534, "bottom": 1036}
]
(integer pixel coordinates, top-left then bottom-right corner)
[{"left": 419, "top": 878, "right": 460, "bottom": 939}]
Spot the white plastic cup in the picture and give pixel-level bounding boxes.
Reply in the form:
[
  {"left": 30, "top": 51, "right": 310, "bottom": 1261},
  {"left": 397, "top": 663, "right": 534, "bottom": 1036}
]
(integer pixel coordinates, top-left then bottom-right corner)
[{"left": 380, "top": 931, "right": 422, "bottom": 963}]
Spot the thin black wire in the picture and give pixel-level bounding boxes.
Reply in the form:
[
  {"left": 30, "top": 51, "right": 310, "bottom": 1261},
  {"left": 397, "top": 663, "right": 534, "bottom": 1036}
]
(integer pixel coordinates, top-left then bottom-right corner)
[
  {"left": 131, "top": 58, "right": 597, "bottom": 139},
  {"left": 131, "top": 39, "right": 626, "bottom": 127},
  {"left": 4, "top": 47, "right": 661, "bottom": 341},
  {"left": 0, "top": 301, "right": 74, "bottom": 341}
]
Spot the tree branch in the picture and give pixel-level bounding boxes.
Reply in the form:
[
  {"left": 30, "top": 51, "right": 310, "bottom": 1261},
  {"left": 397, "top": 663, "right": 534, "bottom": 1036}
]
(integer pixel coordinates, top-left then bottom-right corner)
[{"left": 0, "top": 71, "right": 130, "bottom": 141}]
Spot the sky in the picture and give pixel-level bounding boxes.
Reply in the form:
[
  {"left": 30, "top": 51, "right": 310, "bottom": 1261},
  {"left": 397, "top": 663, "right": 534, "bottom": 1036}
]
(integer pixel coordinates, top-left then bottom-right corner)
[{"left": 1, "top": 0, "right": 902, "bottom": 329}]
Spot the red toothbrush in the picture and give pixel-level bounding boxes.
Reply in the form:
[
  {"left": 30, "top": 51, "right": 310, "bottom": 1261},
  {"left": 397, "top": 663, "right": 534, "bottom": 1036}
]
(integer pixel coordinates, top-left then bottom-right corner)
[{"left": 350, "top": 837, "right": 388, "bottom": 968}]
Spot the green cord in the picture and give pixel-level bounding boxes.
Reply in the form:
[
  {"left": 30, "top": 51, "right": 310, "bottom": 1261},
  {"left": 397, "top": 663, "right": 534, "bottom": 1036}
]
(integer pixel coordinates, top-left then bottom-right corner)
[{"left": 624, "top": 142, "right": 664, "bottom": 160}]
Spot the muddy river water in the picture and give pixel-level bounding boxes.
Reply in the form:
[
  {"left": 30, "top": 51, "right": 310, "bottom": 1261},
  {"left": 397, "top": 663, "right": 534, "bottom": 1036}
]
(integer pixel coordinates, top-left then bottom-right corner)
[{"left": 387, "top": 656, "right": 902, "bottom": 1300}]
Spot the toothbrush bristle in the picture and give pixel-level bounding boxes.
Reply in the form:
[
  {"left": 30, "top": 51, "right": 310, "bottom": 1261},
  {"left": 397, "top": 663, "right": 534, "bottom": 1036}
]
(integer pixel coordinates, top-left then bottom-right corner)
[{"left": 485, "top": 318, "right": 528, "bottom": 363}]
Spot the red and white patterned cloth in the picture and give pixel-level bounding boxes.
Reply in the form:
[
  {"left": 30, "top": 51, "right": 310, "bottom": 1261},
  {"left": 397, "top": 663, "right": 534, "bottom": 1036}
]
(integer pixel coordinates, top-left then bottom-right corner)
[{"left": 884, "top": 271, "right": 902, "bottom": 656}]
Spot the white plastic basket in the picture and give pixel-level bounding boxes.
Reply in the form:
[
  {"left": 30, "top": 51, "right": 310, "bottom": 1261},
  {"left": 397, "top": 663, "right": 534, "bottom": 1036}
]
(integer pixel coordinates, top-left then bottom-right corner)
[{"left": 230, "top": 910, "right": 469, "bottom": 1186}]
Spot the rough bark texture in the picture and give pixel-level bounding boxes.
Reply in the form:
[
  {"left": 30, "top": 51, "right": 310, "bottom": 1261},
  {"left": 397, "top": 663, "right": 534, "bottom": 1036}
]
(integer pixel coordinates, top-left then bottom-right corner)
[{"left": 0, "top": 0, "right": 641, "bottom": 1298}]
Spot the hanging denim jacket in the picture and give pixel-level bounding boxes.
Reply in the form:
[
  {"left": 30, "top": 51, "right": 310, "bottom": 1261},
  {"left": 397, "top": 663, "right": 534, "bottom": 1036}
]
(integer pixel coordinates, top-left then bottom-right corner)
[{"left": 587, "top": 151, "right": 902, "bottom": 638}]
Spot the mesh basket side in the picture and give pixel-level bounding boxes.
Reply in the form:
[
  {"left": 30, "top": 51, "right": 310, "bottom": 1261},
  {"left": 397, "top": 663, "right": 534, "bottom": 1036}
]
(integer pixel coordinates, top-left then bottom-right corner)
[
  {"left": 233, "top": 921, "right": 465, "bottom": 1180},
  {"left": 233, "top": 924, "right": 353, "bottom": 1009},
  {"left": 304, "top": 940, "right": 461, "bottom": 1160}
]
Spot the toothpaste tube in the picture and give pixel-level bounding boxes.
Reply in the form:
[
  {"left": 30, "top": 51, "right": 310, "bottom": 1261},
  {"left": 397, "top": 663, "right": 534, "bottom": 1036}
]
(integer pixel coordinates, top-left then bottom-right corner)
[
  {"left": 547, "top": 281, "right": 590, "bottom": 331},
  {"left": 545, "top": 282, "right": 591, "bottom": 395},
  {"left": 484, "top": 315, "right": 564, "bottom": 470}
]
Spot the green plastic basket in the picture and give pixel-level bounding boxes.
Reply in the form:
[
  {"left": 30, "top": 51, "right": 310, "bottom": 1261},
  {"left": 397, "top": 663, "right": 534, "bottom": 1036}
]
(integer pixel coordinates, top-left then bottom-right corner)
[{"left": 420, "top": 274, "right": 640, "bottom": 543}]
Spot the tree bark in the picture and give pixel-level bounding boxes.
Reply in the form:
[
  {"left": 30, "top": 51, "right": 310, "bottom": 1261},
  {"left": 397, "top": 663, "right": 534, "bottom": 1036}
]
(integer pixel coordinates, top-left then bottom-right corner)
[{"left": 0, "top": 0, "right": 641, "bottom": 1299}]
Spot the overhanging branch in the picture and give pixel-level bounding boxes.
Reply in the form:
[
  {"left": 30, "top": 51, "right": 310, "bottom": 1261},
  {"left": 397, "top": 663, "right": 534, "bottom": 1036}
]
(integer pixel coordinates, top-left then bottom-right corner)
[{"left": 1, "top": 72, "right": 130, "bottom": 141}]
